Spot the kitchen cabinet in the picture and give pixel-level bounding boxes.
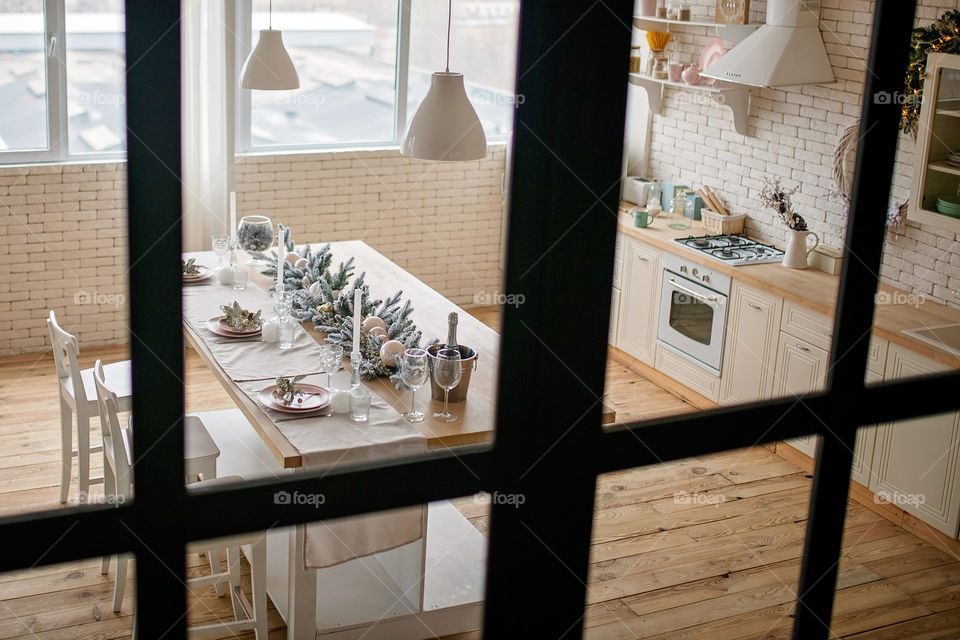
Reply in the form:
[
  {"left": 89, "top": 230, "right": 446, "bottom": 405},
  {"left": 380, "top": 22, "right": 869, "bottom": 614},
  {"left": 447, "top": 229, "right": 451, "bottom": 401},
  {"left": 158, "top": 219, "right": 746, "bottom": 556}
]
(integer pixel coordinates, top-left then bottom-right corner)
[
  {"left": 719, "top": 282, "right": 782, "bottom": 405},
  {"left": 870, "top": 343, "right": 960, "bottom": 537},
  {"left": 774, "top": 333, "right": 829, "bottom": 458},
  {"left": 617, "top": 238, "right": 662, "bottom": 365},
  {"left": 610, "top": 236, "right": 623, "bottom": 345},
  {"left": 909, "top": 52, "right": 960, "bottom": 234}
]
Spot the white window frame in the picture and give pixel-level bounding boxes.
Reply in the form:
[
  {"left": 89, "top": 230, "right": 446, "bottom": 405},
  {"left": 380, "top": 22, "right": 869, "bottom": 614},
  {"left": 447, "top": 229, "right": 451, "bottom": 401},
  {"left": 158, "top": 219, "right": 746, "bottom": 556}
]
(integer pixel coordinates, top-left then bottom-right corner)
[{"left": 0, "top": 0, "right": 127, "bottom": 164}]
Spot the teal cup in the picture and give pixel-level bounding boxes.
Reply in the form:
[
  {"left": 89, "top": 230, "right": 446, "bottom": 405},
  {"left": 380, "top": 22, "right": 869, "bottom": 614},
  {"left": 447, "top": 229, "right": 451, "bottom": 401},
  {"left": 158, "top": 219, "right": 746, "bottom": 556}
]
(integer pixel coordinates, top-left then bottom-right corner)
[{"left": 633, "top": 209, "right": 656, "bottom": 228}]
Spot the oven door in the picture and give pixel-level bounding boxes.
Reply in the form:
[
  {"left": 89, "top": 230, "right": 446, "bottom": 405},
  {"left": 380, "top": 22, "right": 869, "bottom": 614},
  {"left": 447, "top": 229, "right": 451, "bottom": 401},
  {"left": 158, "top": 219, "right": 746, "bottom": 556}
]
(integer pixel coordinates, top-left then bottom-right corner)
[{"left": 657, "top": 270, "right": 728, "bottom": 374}]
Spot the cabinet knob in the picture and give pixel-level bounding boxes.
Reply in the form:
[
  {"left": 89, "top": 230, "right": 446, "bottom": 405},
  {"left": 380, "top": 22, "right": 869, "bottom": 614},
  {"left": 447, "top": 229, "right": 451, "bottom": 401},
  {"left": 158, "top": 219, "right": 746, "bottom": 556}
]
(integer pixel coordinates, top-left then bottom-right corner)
[
  {"left": 823, "top": 329, "right": 832, "bottom": 336},
  {"left": 638, "top": 256, "right": 648, "bottom": 262},
  {"left": 796, "top": 342, "right": 810, "bottom": 351},
  {"left": 748, "top": 302, "right": 762, "bottom": 310}
]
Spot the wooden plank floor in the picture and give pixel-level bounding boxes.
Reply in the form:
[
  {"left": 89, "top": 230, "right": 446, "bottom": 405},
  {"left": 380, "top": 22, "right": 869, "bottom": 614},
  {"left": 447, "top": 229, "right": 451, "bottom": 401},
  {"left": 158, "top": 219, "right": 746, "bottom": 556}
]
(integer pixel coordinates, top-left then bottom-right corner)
[{"left": 0, "top": 307, "right": 956, "bottom": 639}]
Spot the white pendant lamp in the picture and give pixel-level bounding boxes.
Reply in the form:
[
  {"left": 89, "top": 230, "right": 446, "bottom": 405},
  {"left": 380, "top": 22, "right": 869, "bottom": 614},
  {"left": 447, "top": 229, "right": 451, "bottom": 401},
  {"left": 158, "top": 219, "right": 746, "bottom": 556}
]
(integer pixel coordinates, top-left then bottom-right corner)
[
  {"left": 240, "top": 0, "right": 300, "bottom": 90},
  {"left": 401, "top": 0, "right": 486, "bottom": 161}
]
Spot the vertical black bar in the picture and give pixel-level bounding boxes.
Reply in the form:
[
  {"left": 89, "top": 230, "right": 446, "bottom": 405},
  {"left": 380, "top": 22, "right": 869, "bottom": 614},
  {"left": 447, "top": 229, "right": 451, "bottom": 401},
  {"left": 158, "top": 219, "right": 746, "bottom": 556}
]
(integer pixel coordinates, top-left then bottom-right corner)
[
  {"left": 482, "top": 1, "right": 633, "bottom": 638},
  {"left": 794, "top": 1, "right": 917, "bottom": 637},
  {"left": 125, "top": 1, "right": 187, "bottom": 636}
]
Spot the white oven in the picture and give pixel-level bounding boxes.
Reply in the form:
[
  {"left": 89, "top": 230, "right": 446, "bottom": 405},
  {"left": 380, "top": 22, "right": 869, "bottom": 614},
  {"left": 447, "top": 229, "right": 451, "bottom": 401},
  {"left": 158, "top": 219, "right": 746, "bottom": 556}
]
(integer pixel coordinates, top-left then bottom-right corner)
[{"left": 657, "top": 252, "right": 731, "bottom": 375}]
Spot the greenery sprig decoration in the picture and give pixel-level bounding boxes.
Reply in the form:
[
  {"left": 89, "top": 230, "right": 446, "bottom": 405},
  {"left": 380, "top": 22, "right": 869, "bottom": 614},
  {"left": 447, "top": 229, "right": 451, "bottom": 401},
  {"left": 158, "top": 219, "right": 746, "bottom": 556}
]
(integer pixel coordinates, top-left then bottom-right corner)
[
  {"left": 182, "top": 258, "right": 200, "bottom": 276},
  {"left": 274, "top": 375, "right": 306, "bottom": 406},
  {"left": 220, "top": 301, "right": 263, "bottom": 331},
  {"left": 901, "top": 10, "right": 960, "bottom": 134}
]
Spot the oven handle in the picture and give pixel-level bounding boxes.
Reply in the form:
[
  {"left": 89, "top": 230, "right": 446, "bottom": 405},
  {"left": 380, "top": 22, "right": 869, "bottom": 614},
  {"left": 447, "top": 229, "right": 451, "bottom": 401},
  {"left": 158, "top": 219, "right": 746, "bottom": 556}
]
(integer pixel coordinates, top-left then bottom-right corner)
[{"left": 668, "top": 278, "right": 721, "bottom": 308}]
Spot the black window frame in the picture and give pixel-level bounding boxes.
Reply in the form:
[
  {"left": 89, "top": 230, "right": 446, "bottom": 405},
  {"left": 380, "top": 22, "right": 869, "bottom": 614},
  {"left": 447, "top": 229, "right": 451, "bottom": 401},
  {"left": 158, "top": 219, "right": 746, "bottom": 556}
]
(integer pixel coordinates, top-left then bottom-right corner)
[{"left": 0, "top": 1, "right": 946, "bottom": 639}]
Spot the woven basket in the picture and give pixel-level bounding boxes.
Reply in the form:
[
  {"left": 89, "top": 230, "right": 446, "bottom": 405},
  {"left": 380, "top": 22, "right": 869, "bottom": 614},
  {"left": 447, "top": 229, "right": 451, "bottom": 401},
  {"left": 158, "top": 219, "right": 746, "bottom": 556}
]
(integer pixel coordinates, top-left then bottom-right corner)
[{"left": 701, "top": 209, "right": 745, "bottom": 235}]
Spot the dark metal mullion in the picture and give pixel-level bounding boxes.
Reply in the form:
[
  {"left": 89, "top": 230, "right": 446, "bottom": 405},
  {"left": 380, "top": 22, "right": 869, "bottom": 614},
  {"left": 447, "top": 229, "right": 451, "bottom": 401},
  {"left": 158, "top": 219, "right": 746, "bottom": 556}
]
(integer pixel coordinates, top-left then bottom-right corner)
[
  {"left": 482, "top": 1, "right": 634, "bottom": 638},
  {"left": 794, "top": 1, "right": 918, "bottom": 637},
  {"left": 125, "top": 1, "right": 188, "bottom": 636}
]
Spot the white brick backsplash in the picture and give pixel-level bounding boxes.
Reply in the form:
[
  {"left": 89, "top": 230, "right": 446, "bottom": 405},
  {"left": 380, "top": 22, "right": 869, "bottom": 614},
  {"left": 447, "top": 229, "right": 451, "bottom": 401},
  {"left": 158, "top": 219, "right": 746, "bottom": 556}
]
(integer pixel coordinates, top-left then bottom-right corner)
[
  {"left": 645, "top": 0, "right": 960, "bottom": 309},
  {"left": 0, "top": 148, "right": 505, "bottom": 354}
]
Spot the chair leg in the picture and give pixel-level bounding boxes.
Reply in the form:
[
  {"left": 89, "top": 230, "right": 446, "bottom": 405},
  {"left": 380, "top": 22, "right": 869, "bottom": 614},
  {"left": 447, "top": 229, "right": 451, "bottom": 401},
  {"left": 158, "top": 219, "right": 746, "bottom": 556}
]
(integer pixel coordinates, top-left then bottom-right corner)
[
  {"left": 59, "top": 399, "right": 72, "bottom": 504},
  {"left": 101, "top": 553, "right": 111, "bottom": 575},
  {"left": 209, "top": 549, "right": 225, "bottom": 597},
  {"left": 251, "top": 541, "right": 267, "bottom": 640},
  {"left": 112, "top": 554, "right": 127, "bottom": 613},
  {"left": 77, "top": 414, "right": 91, "bottom": 504},
  {"left": 226, "top": 547, "right": 245, "bottom": 621}
]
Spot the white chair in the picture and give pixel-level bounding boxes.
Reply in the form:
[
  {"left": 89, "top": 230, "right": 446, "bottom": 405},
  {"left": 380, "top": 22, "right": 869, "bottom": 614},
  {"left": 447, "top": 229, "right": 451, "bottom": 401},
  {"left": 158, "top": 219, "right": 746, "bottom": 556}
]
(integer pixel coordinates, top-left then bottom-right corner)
[
  {"left": 47, "top": 310, "right": 132, "bottom": 503},
  {"left": 92, "top": 362, "right": 267, "bottom": 639}
]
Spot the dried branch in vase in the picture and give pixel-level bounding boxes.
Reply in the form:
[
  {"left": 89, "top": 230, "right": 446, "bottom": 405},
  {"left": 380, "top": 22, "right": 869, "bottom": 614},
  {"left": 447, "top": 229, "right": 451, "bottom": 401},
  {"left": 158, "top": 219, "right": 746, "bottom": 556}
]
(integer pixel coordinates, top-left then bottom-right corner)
[{"left": 760, "top": 176, "right": 808, "bottom": 231}]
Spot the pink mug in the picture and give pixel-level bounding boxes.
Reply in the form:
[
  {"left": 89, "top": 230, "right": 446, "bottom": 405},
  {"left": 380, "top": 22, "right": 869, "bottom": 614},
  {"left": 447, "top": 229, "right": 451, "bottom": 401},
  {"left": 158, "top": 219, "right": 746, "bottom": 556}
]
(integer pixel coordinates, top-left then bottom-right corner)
[{"left": 667, "top": 63, "right": 684, "bottom": 83}]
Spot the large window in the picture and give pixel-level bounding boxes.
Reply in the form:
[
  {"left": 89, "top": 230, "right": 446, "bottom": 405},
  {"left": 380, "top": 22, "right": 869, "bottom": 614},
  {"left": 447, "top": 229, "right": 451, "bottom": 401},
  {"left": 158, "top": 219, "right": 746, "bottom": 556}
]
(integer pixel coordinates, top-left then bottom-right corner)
[{"left": 0, "top": 0, "right": 126, "bottom": 162}]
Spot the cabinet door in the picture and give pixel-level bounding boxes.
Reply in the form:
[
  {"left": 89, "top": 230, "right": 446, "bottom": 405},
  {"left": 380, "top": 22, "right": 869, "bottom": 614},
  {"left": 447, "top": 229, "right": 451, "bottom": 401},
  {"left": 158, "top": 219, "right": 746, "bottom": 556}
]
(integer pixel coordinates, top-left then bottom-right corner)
[
  {"left": 617, "top": 239, "right": 661, "bottom": 365},
  {"left": 850, "top": 369, "right": 882, "bottom": 487},
  {"left": 870, "top": 343, "right": 960, "bottom": 537},
  {"left": 719, "top": 282, "right": 782, "bottom": 405},
  {"left": 773, "top": 334, "right": 828, "bottom": 457},
  {"left": 609, "top": 287, "right": 620, "bottom": 345}
]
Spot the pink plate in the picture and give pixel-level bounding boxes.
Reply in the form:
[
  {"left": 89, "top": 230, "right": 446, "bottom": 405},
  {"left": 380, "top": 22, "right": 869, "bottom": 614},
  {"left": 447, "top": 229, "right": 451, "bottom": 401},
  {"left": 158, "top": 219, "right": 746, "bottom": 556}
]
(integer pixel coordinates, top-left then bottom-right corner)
[
  {"left": 259, "top": 384, "right": 331, "bottom": 413},
  {"left": 699, "top": 38, "right": 725, "bottom": 86},
  {"left": 206, "top": 316, "right": 262, "bottom": 338},
  {"left": 183, "top": 266, "right": 213, "bottom": 282}
]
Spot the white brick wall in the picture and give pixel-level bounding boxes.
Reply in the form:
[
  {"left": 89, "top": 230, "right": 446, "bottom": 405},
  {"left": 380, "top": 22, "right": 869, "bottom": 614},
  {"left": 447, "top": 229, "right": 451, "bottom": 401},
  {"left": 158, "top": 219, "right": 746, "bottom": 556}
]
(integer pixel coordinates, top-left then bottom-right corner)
[
  {"left": 0, "top": 148, "right": 505, "bottom": 355},
  {"left": 645, "top": 0, "right": 960, "bottom": 309}
]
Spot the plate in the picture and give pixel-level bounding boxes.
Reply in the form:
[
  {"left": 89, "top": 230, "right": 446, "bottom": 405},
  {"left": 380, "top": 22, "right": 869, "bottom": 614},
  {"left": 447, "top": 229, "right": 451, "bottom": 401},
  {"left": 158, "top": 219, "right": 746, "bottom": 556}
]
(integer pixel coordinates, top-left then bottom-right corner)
[
  {"left": 183, "top": 266, "right": 213, "bottom": 283},
  {"left": 258, "top": 384, "right": 331, "bottom": 413},
  {"left": 699, "top": 38, "right": 725, "bottom": 86},
  {"left": 206, "top": 316, "right": 262, "bottom": 338}
]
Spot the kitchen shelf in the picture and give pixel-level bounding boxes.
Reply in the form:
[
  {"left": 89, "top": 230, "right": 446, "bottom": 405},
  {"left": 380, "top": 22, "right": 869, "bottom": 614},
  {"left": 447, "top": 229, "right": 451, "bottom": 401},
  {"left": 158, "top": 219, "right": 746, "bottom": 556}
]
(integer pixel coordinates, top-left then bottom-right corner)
[
  {"left": 927, "top": 160, "right": 960, "bottom": 177},
  {"left": 632, "top": 16, "right": 760, "bottom": 44},
  {"left": 628, "top": 72, "right": 751, "bottom": 135}
]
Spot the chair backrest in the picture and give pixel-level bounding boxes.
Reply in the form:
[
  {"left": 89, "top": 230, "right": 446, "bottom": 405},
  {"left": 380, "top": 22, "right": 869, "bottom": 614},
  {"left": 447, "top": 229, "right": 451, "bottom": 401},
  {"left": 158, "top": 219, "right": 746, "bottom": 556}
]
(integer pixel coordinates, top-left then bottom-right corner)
[
  {"left": 94, "top": 360, "right": 133, "bottom": 501},
  {"left": 47, "top": 310, "right": 86, "bottom": 402}
]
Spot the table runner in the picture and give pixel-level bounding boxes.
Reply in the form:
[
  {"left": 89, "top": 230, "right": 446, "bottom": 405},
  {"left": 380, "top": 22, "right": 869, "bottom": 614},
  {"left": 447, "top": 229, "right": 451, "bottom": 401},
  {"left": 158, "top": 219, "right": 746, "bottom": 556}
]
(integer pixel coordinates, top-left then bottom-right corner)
[{"left": 184, "top": 276, "right": 425, "bottom": 568}]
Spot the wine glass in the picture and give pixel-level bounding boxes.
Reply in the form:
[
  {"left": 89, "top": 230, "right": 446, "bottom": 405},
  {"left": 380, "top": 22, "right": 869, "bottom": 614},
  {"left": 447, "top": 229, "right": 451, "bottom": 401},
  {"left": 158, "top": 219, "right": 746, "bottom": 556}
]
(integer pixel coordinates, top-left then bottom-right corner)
[
  {"left": 316, "top": 346, "right": 331, "bottom": 387},
  {"left": 211, "top": 234, "right": 229, "bottom": 269},
  {"left": 328, "top": 345, "right": 344, "bottom": 387},
  {"left": 400, "top": 348, "right": 428, "bottom": 423},
  {"left": 432, "top": 348, "right": 462, "bottom": 423}
]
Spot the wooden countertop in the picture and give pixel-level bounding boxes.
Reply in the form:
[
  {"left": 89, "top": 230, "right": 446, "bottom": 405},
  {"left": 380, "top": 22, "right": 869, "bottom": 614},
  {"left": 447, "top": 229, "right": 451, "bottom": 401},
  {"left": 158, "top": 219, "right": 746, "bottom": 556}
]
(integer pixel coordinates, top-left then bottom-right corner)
[{"left": 616, "top": 211, "right": 960, "bottom": 369}]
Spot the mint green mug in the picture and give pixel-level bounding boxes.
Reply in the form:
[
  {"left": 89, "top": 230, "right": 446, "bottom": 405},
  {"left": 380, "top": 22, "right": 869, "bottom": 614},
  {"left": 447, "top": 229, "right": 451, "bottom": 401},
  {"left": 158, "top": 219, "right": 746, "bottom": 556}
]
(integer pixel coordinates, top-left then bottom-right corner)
[{"left": 632, "top": 208, "right": 657, "bottom": 228}]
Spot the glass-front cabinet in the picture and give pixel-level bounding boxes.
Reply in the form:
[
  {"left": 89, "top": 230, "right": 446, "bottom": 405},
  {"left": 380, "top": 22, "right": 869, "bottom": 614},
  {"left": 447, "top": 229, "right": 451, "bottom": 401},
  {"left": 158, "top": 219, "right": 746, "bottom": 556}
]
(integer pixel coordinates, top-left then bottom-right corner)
[{"left": 910, "top": 52, "right": 960, "bottom": 232}]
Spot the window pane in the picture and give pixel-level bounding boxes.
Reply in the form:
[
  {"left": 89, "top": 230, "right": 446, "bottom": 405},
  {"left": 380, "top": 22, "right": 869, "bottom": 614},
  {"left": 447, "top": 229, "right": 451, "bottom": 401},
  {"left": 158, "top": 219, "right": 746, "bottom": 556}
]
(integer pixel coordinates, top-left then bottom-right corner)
[
  {"left": 66, "top": 0, "right": 126, "bottom": 155},
  {"left": 408, "top": 0, "right": 519, "bottom": 140},
  {"left": 0, "top": 1, "right": 47, "bottom": 152},
  {"left": 248, "top": 0, "right": 398, "bottom": 147}
]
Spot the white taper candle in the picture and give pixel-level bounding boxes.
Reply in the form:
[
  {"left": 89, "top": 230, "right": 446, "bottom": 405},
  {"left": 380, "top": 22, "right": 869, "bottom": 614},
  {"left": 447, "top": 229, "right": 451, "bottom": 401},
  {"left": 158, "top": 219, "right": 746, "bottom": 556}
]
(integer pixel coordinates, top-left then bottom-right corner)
[
  {"left": 276, "top": 227, "right": 284, "bottom": 292},
  {"left": 353, "top": 288, "right": 362, "bottom": 355}
]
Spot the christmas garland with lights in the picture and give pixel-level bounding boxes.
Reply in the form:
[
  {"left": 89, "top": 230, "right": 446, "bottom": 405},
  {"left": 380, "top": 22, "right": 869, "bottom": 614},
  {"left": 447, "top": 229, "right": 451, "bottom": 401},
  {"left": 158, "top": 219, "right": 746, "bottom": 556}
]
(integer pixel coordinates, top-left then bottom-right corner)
[{"left": 902, "top": 10, "right": 960, "bottom": 134}]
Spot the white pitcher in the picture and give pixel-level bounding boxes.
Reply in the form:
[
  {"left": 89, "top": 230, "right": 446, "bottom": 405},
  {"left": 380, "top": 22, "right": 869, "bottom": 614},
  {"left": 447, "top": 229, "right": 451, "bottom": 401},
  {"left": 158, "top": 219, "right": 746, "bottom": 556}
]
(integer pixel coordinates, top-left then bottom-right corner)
[{"left": 782, "top": 229, "right": 819, "bottom": 269}]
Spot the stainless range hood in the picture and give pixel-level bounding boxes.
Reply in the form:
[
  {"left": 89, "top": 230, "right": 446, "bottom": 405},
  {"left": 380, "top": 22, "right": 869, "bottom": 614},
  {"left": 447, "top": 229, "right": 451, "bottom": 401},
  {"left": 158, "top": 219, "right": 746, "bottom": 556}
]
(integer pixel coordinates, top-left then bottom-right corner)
[{"left": 700, "top": 0, "right": 834, "bottom": 88}]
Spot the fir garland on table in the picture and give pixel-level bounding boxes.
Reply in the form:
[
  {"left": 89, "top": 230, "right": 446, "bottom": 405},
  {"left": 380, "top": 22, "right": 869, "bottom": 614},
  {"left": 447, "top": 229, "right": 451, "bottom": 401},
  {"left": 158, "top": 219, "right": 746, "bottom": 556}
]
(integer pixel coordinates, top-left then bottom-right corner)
[
  {"left": 251, "top": 225, "right": 430, "bottom": 381},
  {"left": 902, "top": 10, "right": 960, "bottom": 135}
]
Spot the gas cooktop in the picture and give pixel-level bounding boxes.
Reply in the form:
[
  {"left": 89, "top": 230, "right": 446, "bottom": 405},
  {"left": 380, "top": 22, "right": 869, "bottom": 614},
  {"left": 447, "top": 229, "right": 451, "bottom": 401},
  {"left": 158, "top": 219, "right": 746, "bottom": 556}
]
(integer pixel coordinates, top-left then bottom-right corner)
[{"left": 673, "top": 234, "right": 784, "bottom": 266}]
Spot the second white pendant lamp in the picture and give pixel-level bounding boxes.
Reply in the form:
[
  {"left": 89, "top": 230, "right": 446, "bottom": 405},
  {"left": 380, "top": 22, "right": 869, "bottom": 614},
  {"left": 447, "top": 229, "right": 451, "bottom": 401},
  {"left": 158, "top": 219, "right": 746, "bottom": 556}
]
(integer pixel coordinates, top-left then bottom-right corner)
[
  {"left": 240, "top": 0, "right": 300, "bottom": 90},
  {"left": 401, "top": 0, "right": 486, "bottom": 161}
]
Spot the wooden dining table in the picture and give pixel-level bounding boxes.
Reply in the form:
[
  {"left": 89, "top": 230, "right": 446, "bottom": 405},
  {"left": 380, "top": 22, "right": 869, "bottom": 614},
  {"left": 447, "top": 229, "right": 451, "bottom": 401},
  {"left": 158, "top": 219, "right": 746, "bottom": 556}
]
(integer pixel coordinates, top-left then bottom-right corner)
[{"left": 182, "top": 240, "right": 613, "bottom": 639}]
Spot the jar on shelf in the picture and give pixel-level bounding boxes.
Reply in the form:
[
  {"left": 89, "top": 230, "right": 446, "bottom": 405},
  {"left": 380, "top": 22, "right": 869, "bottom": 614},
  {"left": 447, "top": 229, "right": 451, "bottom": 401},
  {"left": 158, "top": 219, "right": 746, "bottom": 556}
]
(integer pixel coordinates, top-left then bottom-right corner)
[
  {"left": 629, "top": 46, "right": 642, "bottom": 73},
  {"left": 677, "top": 0, "right": 691, "bottom": 21},
  {"left": 651, "top": 55, "right": 669, "bottom": 80},
  {"left": 656, "top": 0, "right": 668, "bottom": 18}
]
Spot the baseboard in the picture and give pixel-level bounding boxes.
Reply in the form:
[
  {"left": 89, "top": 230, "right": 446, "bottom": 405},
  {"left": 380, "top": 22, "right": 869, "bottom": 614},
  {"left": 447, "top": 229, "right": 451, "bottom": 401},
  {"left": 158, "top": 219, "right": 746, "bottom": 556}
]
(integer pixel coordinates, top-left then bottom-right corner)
[
  {"left": 607, "top": 346, "right": 719, "bottom": 411},
  {"left": 775, "top": 442, "right": 960, "bottom": 558}
]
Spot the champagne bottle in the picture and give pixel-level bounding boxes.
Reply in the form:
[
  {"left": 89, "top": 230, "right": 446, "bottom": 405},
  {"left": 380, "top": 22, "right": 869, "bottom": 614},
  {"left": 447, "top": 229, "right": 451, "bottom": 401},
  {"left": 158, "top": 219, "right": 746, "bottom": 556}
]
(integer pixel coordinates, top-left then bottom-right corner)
[{"left": 446, "top": 312, "right": 459, "bottom": 351}]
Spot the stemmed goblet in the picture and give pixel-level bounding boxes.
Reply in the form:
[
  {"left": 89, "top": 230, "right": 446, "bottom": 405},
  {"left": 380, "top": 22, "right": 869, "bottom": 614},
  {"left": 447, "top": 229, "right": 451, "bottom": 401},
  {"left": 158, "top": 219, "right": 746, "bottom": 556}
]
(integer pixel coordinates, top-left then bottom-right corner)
[
  {"left": 432, "top": 348, "right": 462, "bottom": 423},
  {"left": 399, "top": 348, "right": 428, "bottom": 423},
  {"left": 212, "top": 234, "right": 229, "bottom": 269}
]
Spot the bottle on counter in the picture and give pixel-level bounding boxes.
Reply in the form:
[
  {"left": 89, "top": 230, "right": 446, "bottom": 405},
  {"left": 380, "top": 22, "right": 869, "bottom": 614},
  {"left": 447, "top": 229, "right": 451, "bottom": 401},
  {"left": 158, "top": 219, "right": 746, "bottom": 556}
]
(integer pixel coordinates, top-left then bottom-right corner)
[{"left": 446, "top": 312, "right": 459, "bottom": 351}]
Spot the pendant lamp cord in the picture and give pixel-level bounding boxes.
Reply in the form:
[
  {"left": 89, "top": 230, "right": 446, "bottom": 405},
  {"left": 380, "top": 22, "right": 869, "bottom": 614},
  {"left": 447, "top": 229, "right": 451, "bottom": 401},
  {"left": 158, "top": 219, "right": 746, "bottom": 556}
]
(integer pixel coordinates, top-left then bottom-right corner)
[
  {"left": 269, "top": 0, "right": 273, "bottom": 30},
  {"left": 445, "top": 0, "right": 452, "bottom": 72}
]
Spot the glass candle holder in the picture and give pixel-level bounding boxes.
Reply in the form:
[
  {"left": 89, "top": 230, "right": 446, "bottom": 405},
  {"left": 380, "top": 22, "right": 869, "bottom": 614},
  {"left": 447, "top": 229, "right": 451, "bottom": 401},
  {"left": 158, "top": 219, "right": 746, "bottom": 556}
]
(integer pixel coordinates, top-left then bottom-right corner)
[{"left": 237, "top": 215, "right": 274, "bottom": 266}]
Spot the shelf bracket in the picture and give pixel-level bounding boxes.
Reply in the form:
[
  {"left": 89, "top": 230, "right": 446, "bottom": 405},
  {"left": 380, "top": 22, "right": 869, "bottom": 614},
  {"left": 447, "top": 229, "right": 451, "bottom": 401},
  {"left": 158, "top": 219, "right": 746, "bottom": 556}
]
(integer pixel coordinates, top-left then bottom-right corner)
[
  {"left": 714, "top": 87, "right": 750, "bottom": 136},
  {"left": 628, "top": 73, "right": 663, "bottom": 114}
]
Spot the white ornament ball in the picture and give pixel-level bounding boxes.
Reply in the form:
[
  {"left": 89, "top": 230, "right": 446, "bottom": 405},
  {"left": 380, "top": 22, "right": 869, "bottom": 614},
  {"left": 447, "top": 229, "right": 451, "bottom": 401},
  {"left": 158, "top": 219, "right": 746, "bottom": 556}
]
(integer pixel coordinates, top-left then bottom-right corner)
[
  {"left": 216, "top": 267, "right": 233, "bottom": 285},
  {"left": 362, "top": 316, "right": 387, "bottom": 333},
  {"left": 283, "top": 252, "right": 300, "bottom": 265},
  {"left": 261, "top": 318, "right": 280, "bottom": 343},
  {"left": 295, "top": 258, "right": 308, "bottom": 269},
  {"left": 308, "top": 282, "right": 320, "bottom": 297},
  {"left": 379, "top": 340, "right": 405, "bottom": 367}
]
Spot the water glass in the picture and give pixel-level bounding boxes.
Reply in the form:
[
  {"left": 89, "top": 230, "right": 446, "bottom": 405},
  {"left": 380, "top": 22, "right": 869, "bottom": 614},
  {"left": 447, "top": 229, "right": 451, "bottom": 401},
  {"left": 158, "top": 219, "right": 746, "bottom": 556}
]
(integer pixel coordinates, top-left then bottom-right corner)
[
  {"left": 316, "top": 345, "right": 331, "bottom": 386},
  {"left": 212, "top": 234, "right": 229, "bottom": 268},
  {"left": 349, "top": 386, "right": 372, "bottom": 423},
  {"left": 432, "top": 348, "right": 462, "bottom": 423},
  {"left": 277, "top": 317, "right": 294, "bottom": 349},
  {"left": 328, "top": 345, "right": 344, "bottom": 387},
  {"left": 400, "top": 348, "right": 429, "bottom": 423},
  {"left": 230, "top": 265, "right": 248, "bottom": 291}
]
